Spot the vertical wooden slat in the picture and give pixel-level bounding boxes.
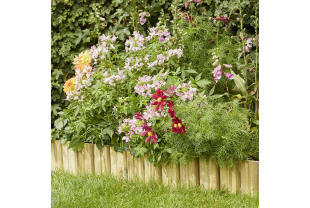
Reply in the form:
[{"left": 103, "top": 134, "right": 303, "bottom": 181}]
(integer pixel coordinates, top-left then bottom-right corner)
[
  {"left": 231, "top": 164, "right": 240, "bottom": 193},
  {"left": 110, "top": 147, "right": 127, "bottom": 178},
  {"left": 188, "top": 159, "right": 199, "bottom": 187},
  {"left": 199, "top": 159, "right": 219, "bottom": 190},
  {"left": 240, "top": 161, "right": 249, "bottom": 194},
  {"left": 102, "top": 146, "right": 111, "bottom": 174},
  {"left": 199, "top": 159, "right": 209, "bottom": 189},
  {"left": 84, "top": 143, "right": 94, "bottom": 174},
  {"left": 94, "top": 146, "right": 102, "bottom": 175},
  {"left": 180, "top": 163, "right": 189, "bottom": 188},
  {"left": 135, "top": 157, "right": 145, "bottom": 182},
  {"left": 51, "top": 141, "right": 56, "bottom": 171},
  {"left": 54, "top": 140, "right": 63, "bottom": 169},
  {"left": 220, "top": 167, "right": 228, "bottom": 190},
  {"left": 127, "top": 152, "right": 135, "bottom": 180},
  {"left": 162, "top": 161, "right": 179, "bottom": 186},
  {"left": 144, "top": 154, "right": 151, "bottom": 182},
  {"left": 62, "top": 142, "right": 69, "bottom": 171},
  {"left": 248, "top": 161, "right": 259, "bottom": 194},
  {"left": 209, "top": 160, "right": 220, "bottom": 189},
  {"left": 110, "top": 146, "right": 117, "bottom": 176},
  {"left": 118, "top": 150, "right": 127, "bottom": 179},
  {"left": 77, "top": 147, "right": 85, "bottom": 173},
  {"left": 68, "top": 148, "right": 78, "bottom": 174},
  {"left": 152, "top": 164, "right": 162, "bottom": 181}
]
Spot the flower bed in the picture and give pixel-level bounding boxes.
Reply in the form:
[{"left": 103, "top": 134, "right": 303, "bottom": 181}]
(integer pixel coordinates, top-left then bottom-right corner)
[
  {"left": 52, "top": 140, "right": 258, "bottom": 194},
  {"left": 51, "top": 0, "right": 259, "bottom": 190}
]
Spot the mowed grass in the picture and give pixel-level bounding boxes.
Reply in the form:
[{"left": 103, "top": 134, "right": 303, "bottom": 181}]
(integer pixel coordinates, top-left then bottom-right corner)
[{"left": 52, "top": 170, "right": 259, "bottom": 208}]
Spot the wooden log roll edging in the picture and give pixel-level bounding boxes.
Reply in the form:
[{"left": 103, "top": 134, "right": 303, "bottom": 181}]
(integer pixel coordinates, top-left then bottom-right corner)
[{"left": 51, "top": 140, "right": 259, "bottom": 194}]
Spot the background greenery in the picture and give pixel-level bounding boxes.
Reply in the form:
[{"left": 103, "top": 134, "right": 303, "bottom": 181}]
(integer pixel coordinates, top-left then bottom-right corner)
[{"left": 51, "top": 0, "right": 258, "bottom": 127}]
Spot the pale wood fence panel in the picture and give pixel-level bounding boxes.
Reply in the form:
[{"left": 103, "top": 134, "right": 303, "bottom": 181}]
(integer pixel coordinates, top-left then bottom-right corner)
[{"left": 51, "top": 140, "right": 259, "bottom": 194}]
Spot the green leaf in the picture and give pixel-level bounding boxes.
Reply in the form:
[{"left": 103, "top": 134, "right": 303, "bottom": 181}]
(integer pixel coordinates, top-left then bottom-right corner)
[
  {"left": 130, "top": 147, "right": 135, "bottom": 156},
  {"left": 54, "top": 118, "right": 64, "bottom": 130},
  {"left": 185, "top": 69, "right": 198, "bottom": 74},
  {"left": 103, "top": 127, "right": 114, "bottom": 138},
  {"left": 76, "top": 122, "right": 86, "bottom": 134},
  {"left": 195, "top": 73, "right": 202, "bottom": 81},
  {"left": 231, "top": 70, "right": 247, "bottom": 95},
  {"left": 60, "top": 138, "right": 67, "bottom": 144},
  {"left": 69, "top": 137, "right": 84, "bottom": 151},
  {"left": 196, "top": 79, "right": 211, "bottom": 88},
  {"left": 209, "top": 86, "right": 215, "bottom": 96},
  {"left": 96, "top": 140, "right": 104, "bottom": 151},
  {"left": 52, "top": 69, "right": 63, "bottom": 80}
]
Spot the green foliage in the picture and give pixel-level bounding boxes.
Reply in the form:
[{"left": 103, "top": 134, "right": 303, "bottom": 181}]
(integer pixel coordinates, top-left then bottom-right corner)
[{"left": 161, "top": 96, "right": 258, "bottom": 168}]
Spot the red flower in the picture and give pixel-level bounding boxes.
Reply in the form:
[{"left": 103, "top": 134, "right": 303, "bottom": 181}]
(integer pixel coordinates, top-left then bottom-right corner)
[
  {"left": 134, "top": 112, "right": 145, "bottom": 121},
  {"left": 172, "top": 117, "right": 186, "bottom": 134},
  {"left": 163, "top": 85, "right": 176, "bottom": 97},
  {"left": 211, "top": 16, "right": 232, "bottom": 26},
  {"left": 141, "top": 125, "right": 158, "bottom": 145},
  {"left": 167, "top": 101, "right": 176, "bottom": 118},
  {"left": 185, "top": 0, "right": 202, "bottom": 9},
  {"left": 151, "top": 88, "right": 169, "bottom": 111}
]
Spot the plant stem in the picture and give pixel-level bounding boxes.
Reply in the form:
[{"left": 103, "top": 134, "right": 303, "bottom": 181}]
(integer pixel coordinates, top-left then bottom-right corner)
[
  {"left": 254, "top": 3, "right": 259, "bottom": 120},
  {"left": 239, "top": 1, "right": 248, "bottom": 109}
]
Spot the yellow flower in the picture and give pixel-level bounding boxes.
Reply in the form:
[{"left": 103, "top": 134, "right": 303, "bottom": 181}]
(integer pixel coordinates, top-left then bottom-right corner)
[
  {"left": 63, "top": 77, "right": 76, "bottom": 95},
  {"left": 73, "top": 50, "right": 92, "bottom": 69}
]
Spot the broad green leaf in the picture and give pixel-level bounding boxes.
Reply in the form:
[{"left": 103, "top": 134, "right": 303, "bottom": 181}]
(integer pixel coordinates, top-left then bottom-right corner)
[
  {"left": 69, "top": 137, "right": 84, "bottom": 151},
  {"left": 195, "top": 73, "right": 202, "bottom": 81},
  {"left": 76, "top": 122, "right": 86, "bottom": 134},
  {"left": 209, "top": 86, "right": 215, "bottom": 96},
  {"left": 54, "top": 118, "right": 64, "bottom": 130},
  {"left": 196, "top": 79, "right": 211, "bottom": 88},
  {"left": 231, "top": 70, "right": 247, "bottom": 95},
  {"left": 185, "top": 69, "right": 198, "bottom": 74},
  {"left": 96, "top": 140, "right": 104, "bottom": 151},
  {"left": 103, "top": 126, "right": 114, "bottom": 138}
]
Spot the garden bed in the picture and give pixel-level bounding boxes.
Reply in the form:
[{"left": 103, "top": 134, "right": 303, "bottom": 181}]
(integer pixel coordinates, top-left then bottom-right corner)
[{"left": 51, "top": 140, "right": 258, "bottom": 194}]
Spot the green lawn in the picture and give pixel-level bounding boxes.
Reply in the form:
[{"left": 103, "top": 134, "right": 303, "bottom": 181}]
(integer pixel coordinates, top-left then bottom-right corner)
[{"left": 51, "top": 170, "right": 259, "bottom": 208}]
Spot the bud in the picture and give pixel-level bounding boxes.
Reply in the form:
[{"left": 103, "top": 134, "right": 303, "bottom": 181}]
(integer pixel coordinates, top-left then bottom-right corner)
[{"left": 243, "top": 14, "right": 247, "bottom": 17}]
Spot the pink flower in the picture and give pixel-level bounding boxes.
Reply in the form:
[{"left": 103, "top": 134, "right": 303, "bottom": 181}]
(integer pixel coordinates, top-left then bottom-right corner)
[
  {"left": 159, "top": 36, "right": 165, "bottom": 43},
  {"left": 164, "top": 31, "right": 170, "bottom": 37},
  {"left": 212, "top": 59, "right": 219, "bottom": 66},
  {"left": 246, "top": 38, "right": 253, "bottom": 48},
  {"left": 139, "top": 17, "right": 146, "bottom": 25},
  {"left": 224, "top": 73, "right": 234, "bottom": 80},
  {"left": 223, "top": 64, "right": 232, "bottom": 68},
  {"left": 185, "top": 0, "right": 202, "bottom": 9},
  {"left": 163, "top": 85, "right": 175, "bottom": 97},
  {"left": 141, "top": 125, "right": 158, "bottom": 145},
  {"left": 212, "top": 64, "right": 222, "bottom": 77},
  {"left": 245, "top": 46, "right": 249, "bottom": 53}
]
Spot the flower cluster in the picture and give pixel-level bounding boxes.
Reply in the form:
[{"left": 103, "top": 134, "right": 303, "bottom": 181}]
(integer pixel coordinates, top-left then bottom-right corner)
[
  {"left": 125, "top": 31, "right": 145, "bottom": 52},
  {"left": 124, "top": 57, "right": 144, "bottom": 71},
  {"left": 146, "top": 25, "right": 170, "bottom": 42},
  {"left": 175, "top": 81, "right": 197, "bottom": 101},
  {"left": 90, "top": 34, "right": 117, "bottom": 64},
  {"left": 211, "top": 51, "right": 234, "bottom": 83},
  {"left": 103, "top": 69, "right": 126, "bottom": 86},
  {"left": 134, "top": 73, "right": 167, "bottom": 97},
  {"left": 139, "top": 12, "right": 150, "bottom": 25}
]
